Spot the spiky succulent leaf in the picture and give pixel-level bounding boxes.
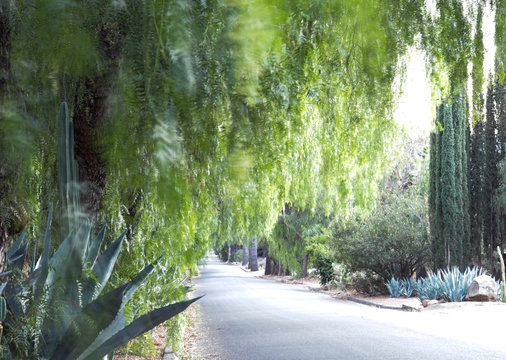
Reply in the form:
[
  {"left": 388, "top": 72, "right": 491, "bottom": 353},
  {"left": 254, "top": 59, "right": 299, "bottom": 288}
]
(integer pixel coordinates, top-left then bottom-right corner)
[
  {"left": 85, "top": 224, "right": 106, "bottom": 266},
  {"left": 81, "top": 230, "right": 126, "bottom": 306},
  {"left": 78, "top": 258, "right": 162, "bottom": 358},
  {"left": 49, "top": 280, "right": 131, "bottom": 359},
  {"left": 0, "top": 271, "right": 12, "bottom": 278},
  {"left": 6, "top": 227, "right": 27, "bottom": 260},
  {"left": 0, "top": 296, "right": 6, "bottom": 321},
  {"left": 0, "top": 282, "right": 6, "bottom": 296},
  {"left": 33, "top": 204, "right": 54, "bottom": 298},
  {"left": 385, "top": 277, "right": 402, "bottom": 297},
  {"left": 82, "top": 296, "right": 203, "bottom": 360}
]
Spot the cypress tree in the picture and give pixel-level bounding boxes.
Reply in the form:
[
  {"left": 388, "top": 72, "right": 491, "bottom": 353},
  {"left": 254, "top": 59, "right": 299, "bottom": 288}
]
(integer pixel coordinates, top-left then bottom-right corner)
[
  {"left": 484, "top": 82, "right": 498, "bottom": 269},
  {"left": 431, "top": 104, "right": 446, "bottom": 269},
  {"left": 441, "top": 101, "right": 458, "bottom": 266},
  {"left": 469, "top": 5, "right": 485, "bottom": 264},
  {"left": 497, "top": 82, "right": 506, "bottom": 255},
  {"left": 452, "top": 96, "right": 464, "bottom": 267},
  {"left": 429, "top": 127, "right": 438, "bottom": 264},
  {"left": 457, "top": 96, "right": 471, "bottom": 266},
  {"left": 469, "top": 105, "right": 485, "bottom": 263}
]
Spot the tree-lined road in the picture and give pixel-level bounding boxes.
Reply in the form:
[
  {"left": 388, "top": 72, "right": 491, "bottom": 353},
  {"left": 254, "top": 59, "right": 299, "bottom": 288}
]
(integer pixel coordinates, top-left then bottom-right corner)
[{"left": 191, "top": 257, "right": 506, "bottom": 360}]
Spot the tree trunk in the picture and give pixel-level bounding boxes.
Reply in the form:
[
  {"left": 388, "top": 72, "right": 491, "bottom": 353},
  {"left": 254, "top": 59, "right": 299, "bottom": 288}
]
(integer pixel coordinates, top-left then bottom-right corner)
[
  {"left": 301, "top": 253, "right": 308, "bottom": 278},
  {"left": 249, "top": 237, "right": 258, "bottom": 271},
  {"left": 73, "top": 21, "right": 124, "bottom": 225},
  {"left": 73, "top": 77, "right": 109, "bottom": 223},
  {"left": 0, "top": 0, "right": 12, "bottom": 92},
  {"left": 264, "top": 242, "right": 272, "bottom": 275},
  {"left": 242, "top": 245, "right": 248, "bottom": 266},
  {"left": 230, "top": 244, "right": 237, "bottom": 262},
  {"left": 227, "top": 246, "right": 231, "bottom": 262}
]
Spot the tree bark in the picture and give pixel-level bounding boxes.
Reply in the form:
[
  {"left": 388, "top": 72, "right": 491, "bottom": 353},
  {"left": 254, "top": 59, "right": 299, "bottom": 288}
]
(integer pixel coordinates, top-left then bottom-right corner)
[
  {"left": 264, "top": 242, "right": 272, "bottom": 275},
  {"left": 0, "top": 0, "right": 12, "bottom": 92},
  {"left": 301, "top": 253, "right": 308, "bottom": 278},
  {"left": 242, "top": 244, "right": 248, "bottom": 266},
  {"left": 249, "top": 237, "right": 258, "bottom": 271},
  {"left": 229, "top": 244, "right": 237, "bottom": 262},
  {"left": 73, "top": 20, "right": 124, "bottom": 225},
  {"left": 73, "top": 77, "right": 109, "bottom": 223}
]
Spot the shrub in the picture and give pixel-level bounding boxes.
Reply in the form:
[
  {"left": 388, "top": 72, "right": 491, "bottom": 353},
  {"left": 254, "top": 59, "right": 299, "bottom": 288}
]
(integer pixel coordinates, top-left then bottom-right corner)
[
  {"left": 314, "top": 253, "right": 334, "bottom": 286},
  {"left": 331, "top": 191, "right": 430, "bottom": 281},
  {"left": 231, "top": 249, "right": 243, "bottom": 263}
]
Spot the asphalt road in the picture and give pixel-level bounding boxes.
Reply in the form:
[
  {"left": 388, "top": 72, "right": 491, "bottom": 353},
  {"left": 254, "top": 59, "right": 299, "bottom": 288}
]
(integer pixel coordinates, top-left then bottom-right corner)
[{"left": 191, "top": 256, "right": 506, "bottom": 360}]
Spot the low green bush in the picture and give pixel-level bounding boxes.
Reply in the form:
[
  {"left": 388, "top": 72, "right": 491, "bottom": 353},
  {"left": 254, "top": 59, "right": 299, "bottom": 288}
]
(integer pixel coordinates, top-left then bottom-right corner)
[
  {"left": 331, "top": 191, "right": 430, "bottom": 281},
  {"left": 314, "top": 253, "right": 334, "bottom": 286}
]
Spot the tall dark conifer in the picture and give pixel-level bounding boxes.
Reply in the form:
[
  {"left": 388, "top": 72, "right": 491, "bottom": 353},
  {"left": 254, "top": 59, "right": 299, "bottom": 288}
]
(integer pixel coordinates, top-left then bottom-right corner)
[
  {"left": 432, "top": 105, "right": 445, "bottom": 268},
  {"left": 429, "top": 127, "right": 438, "bottom": 265},
  {"left": 441, "top": 101, "right": 459, "bottom": 266},
  {"left": 484, "top": 82, "right": 498, "bottom": 269},
  {"left": 469, "top": 4, "right": 485, "bottom": 264},
  {"left": 452, "top": 96, "right": 464, "bottom": 267},
  {"left": 496, "top": 82, "right": 506, "bottom": 255}
]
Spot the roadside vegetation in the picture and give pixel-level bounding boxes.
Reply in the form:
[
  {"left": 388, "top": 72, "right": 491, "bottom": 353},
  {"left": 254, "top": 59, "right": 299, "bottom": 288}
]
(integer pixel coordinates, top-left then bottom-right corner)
[{"left": 1, "top": 0, "right": 506, "bottom": 359}]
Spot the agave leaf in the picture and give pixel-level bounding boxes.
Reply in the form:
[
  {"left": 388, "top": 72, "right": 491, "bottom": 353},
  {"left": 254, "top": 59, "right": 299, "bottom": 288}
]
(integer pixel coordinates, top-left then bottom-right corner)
[
  {"left": 42, "top": 221, "right": 94, "bottom": 354},
  {"left": 0, "top": 281, "right": 7, "bottom": 295},
  {"left": 82, "top": 296, "right": 203, "bottom": 360},
  {"left": 86, "top": 224, "right": 106, "bottom": 265},
  {"left": 0, "top": 270, "right": 12, "bottom": 278},
  {"left": 82, "top": 230, "right": 126, "bottom": 306},
  {"left": 80, "top": 219, "right": 93, "bottom": 264},
  {"left": 78, "top": 258, "right": 163, "bottom": 358},
  {"left": 49, "top": 281, "right": 131, "bottom": 360},
  {"left": 33, "top": 204, "right": 54, "bottom": 297},
  {"left": 7, "top": 227, "right": 27, "bottom": 260},
  {"left": 8, "top": 243, "right": 28, "bottom": 271},
  {"left": 4, "top": 274, "right": 27, "bottom": 318}
]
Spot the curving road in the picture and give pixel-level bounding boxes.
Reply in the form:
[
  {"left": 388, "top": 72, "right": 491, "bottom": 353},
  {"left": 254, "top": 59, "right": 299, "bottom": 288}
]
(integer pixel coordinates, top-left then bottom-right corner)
[{"left": 190, "top": 256, "right": 506, "bottom": 360}]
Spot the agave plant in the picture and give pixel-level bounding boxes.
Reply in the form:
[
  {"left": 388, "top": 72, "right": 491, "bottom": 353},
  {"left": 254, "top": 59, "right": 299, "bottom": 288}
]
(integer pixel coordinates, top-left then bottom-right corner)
[
  {"left": 1, "top": 209, "right": 200, "bottom": 359},
  {"left": 413, "top": 272, "right": 443, "bottom": 301},
  {"left": 400, "top": 278, "right": 416, "bottom": 298},
  {"left": 413, "top": 267, "right": 485, "bottom": 302},
  {"left": 439, "top": 266, "right": 485, "bottom": 302},
  {"left": 0, "top": 102, "right": 201, "bottom": 359},
  {"left": 385, "top": 277, "right": 402, "bottom": 297}
]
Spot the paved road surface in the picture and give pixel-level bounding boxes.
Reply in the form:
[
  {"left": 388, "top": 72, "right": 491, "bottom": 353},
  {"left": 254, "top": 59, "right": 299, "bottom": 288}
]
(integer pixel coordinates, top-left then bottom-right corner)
[{"left": 191, "top": 256, "right": 506, "bottom": 360}]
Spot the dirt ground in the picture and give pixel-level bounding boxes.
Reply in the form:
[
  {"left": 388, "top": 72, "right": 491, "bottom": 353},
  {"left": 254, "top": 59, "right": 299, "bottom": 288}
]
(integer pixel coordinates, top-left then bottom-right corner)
[
  {"left": 180, "top": 302, "right": 221, "bottom": 360},
  {"left": 258, "top": 274, "right": 423, "bottom": 309},
  {"left": 113, "top": 324, "right": 168, "bottom": 360}
]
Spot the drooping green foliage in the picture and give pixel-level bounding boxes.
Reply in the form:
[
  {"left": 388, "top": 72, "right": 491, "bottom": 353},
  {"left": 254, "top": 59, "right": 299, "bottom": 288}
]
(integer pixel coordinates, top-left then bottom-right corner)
[
  {"left": 2, "top": 0, "right": 505, "bottom": 352},
  {"left": 0, "top": 103, "right": 199, "bottom": 359}
]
